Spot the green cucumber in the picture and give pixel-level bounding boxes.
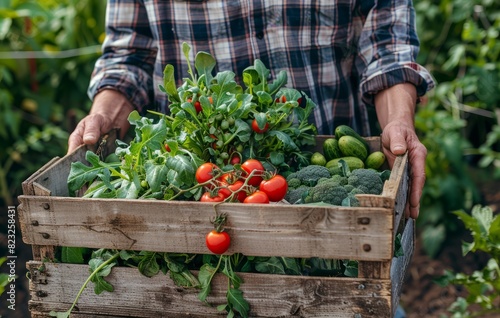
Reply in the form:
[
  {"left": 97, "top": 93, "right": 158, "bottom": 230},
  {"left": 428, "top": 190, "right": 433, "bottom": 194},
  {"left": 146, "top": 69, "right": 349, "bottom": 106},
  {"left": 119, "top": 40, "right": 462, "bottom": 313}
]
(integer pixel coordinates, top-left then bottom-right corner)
[
  {"left": 310, "top": 152, "right": 327, "bottom": 166},
  {"left": 326, "top": 156, "right": 365, "bottom": 175},
  {"left": 338, "top": 136, "right": 368, "bottom": 161},
  {"left": 365, "top": 151, "right": 386, "bottom": 170},
  {"left": 322, "top": 138, "right": 342, "bottom": 161},
  {"left": 334, "top": 125, "right": 370, "bottom": 152}
]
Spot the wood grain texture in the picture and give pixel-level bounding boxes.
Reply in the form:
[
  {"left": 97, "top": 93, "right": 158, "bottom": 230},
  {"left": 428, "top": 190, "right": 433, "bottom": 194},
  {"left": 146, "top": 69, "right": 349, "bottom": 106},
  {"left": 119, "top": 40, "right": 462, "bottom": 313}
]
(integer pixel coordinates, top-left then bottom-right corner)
[
  {"left": 27, "top": 261, "right": 394, "bottom": 318},
  {"left": 20, "top": 135, "right": 412, "bottom": 318},
  {"left": 18, "top": 195, "right": 394, "bottom": 261},
  {"left": 390, "top": 218, "right": 415, "bottom": 313},
  {"left": 18, "top": 136, "right": 405, "bottom": 262}
]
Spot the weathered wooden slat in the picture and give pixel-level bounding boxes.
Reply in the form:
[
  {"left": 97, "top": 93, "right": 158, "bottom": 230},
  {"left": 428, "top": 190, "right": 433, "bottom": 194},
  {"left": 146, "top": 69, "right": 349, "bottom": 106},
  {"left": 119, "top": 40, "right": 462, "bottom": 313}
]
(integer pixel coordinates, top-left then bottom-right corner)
[
  {"left": 27, "top": 261, "right": 393, "bottom": 318},
  {"left": 20, "top": 135, "right": 412, "bottom": 318},
  {"left": 19, "top": 155, "right": 64, "bottom": 262},
  {"left": 18, "top": 195, "right": 394, "bottom": 261},
  {"left": 28, "top": 129, "right": 117, "bottom": 198},
  {"left": 391, "top": 218, "right": 415, "bottom": 312}
]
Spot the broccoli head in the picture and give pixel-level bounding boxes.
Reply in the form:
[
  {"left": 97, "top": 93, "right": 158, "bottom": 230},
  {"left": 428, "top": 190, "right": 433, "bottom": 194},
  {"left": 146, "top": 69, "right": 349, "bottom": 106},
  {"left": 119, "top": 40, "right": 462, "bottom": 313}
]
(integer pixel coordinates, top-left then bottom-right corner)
[
  {"left": 343, "top": 184, "right": 355, "bottom": 193},
  {"left": 349, "top": 187, "right": 365, "bottom": 196},
  {"left": 342, "top": 187, "right": 365, "bottom": 207},
  {"left": 295, "top": 165, "right": 331, "bottom": 186},
  {"left": 330, "top": 174, "right": 348, "bottom": 186},
  {"left": 347, "top": 169, "right": 383, "bottom": 195},
  {"left": 287, "top": 178, "right": 302, "bottom": 189},
  {"left": 304, "top": 183, "right": 349, "bottom": 206},
  {"left": 285, "top": 172, "right": 298, "bottom": 182},
  {"left": 342, "top": 195, "right": 361, "bottom": 207},
  {"left": 316, "top": 177, "right": 330, "bottom": 185},
  {"left": 284, "top": 185, "right": 310, "bottom": 204}
]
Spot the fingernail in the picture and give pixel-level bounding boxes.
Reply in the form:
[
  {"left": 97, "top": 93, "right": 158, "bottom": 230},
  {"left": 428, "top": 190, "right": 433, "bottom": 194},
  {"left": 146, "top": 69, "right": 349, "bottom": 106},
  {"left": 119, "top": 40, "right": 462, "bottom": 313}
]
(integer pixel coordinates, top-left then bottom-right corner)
[
  {"left": 393, "top": 145, "right": 405, "bottom": 153},
  {"left": 83, "top": 134, "right": 96, "bottom": 142}
]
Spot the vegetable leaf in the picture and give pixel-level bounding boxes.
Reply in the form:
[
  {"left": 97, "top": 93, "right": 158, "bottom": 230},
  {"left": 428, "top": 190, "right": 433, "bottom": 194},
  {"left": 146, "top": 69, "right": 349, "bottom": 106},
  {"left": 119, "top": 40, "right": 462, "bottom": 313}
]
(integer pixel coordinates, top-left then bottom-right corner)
[
  {"left": 137, "top": 252, "right": 160, "bottom": 278},
  {"left": 267, "top": 130, "right": 299, "bottom": 151},
  {"left": 254, "top": 257, "right": 286, "bottom": 274},
  {"left": 61, "top": 247, "right": 86, "bottom": 264},
  {"left": 198, "top": 263, "right": 217, "bottom": 302},
  {"left": 195, "top": 51, "right": 216, "bottom": 86},
  {"left": 144, "top": 159, "right": 169, "bottom": 193},
  {"left": 162, "top": 64, "right": 180, "bottom": 102},
  {"left": 227, "top": 287, "right": 250, "bottom": 318},
  {"left": 67, "top": 151, "right": 108, "bottom": 195}
]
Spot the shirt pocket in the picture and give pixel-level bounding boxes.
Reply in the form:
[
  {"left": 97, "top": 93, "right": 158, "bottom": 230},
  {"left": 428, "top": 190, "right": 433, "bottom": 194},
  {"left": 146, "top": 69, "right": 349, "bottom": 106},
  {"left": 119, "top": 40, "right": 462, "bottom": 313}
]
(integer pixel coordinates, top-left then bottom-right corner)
[{"left": 264, "top": 0, "right": 354, "bottom": 50}]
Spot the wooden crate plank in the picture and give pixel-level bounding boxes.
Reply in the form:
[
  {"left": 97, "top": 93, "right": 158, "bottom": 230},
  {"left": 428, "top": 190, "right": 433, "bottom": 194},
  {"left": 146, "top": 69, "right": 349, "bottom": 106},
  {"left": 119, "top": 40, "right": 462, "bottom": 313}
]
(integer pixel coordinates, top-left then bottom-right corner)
[
  {"left": 27, "top": 262, "right": 393, "bottom": 318},
  {"left": 390, "top": 218, "right": 415, "bottom": 313},
  {"left": 26, "top": 130, "right": 118, "bottom": 198},
  {"left": 18, "top": 195, "right": 394, "bottom": 261}
]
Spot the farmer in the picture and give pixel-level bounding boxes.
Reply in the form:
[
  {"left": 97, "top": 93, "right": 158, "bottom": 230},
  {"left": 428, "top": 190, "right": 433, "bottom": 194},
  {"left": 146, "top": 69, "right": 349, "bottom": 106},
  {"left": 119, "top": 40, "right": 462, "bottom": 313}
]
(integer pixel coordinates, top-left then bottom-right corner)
[{"left": 68, "top": 0, "right": 434, "bottom": 220}]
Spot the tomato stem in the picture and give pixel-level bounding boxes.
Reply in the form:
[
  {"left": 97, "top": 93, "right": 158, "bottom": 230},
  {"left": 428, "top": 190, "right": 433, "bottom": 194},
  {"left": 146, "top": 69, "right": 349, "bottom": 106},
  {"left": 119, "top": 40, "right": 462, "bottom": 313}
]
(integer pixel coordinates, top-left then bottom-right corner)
[{"left": 212, "top": 212, "right": 227, "bottom": 233}]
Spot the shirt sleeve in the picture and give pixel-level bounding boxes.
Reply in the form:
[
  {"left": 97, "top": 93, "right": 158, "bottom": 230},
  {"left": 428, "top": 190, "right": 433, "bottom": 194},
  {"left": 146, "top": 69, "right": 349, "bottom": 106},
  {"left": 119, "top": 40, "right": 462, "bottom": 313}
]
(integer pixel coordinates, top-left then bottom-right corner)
[
  {"left": 357, "top": 0, "right": 434, "bottom": 104},
  {"left": 88, "top": 0, "right": 157, "bottom": 112}
]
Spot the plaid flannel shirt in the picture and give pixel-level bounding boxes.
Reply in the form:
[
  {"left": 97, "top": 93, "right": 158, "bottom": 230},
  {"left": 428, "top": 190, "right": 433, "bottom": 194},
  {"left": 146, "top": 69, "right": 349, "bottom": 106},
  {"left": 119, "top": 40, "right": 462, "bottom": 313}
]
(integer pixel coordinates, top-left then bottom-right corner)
[{"left": 89, "top": 0, "right": 434, "bottom": 136}]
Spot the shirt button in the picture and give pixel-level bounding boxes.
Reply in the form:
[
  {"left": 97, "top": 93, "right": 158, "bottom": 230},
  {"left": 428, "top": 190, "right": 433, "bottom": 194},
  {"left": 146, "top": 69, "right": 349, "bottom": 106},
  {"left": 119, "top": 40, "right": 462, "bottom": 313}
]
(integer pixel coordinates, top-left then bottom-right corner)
[{"left": 256, "top": 31, "right": 264, "bottom": 39}]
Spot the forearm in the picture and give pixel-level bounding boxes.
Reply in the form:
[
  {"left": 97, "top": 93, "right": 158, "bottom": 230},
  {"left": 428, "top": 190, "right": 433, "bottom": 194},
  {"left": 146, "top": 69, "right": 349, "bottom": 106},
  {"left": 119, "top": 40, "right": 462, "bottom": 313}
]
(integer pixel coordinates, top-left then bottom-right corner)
[
  {"left": 375, "top": 83, "right": 417, "bottom": 131},
  {"left": 89, "top": 90, "right": 134, "bottom": 138},
  {"left": 374, "top": 83, "right": 426, "bottom": 219}
]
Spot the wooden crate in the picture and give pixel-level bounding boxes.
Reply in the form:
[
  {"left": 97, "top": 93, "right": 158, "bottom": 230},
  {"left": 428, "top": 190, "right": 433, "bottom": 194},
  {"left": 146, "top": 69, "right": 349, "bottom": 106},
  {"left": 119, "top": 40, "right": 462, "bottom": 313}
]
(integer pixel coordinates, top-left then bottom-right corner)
[{"left": 18, "top": 135, "right": 414, "bottom": 318}]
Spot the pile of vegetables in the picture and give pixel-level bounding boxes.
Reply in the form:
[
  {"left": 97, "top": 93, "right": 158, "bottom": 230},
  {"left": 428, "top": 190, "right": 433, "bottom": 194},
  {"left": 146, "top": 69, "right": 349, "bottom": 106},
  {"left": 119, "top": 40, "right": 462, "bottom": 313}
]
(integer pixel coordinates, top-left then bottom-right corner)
[
  {"left": 284, "top": 124, "right": 391, "bottom": 207},
  {"left": 58, "top": 43, "right": 396, "bottom": 318}
]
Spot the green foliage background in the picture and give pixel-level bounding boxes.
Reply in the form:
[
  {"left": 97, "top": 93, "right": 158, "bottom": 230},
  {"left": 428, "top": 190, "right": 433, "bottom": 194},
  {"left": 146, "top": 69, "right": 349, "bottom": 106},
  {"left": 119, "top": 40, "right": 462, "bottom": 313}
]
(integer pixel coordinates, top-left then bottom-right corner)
[
  {"left": 0, "top": 0, "right": 499, "bottom": 258},
  {"left": 414, "top": 0, "right": 500, "bottom": 257},
  {"left": 0, "top": 0, "right": 106, "bottom": 206}
]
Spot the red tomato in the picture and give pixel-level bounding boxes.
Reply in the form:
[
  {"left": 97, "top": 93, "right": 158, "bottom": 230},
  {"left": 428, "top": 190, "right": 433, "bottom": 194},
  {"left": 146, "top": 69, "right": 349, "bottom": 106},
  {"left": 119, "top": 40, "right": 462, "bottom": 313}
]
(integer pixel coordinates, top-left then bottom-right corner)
[
  {"left": 275, "top": 95, "right": 287, "bottom": 103},
  {"left": 219, "top": 180, "right": 247, "bottom": 202},
  {"left": 206, "top": 230, "right": 231, "bottom": 254},
  {"left": 243, "top": 191, "right": 270, "bottom": 204},
  {"left": 259, "top": 175, "right": 288, "bottom": 202},
  {"left": 200, "top": 191, "right": 226, "bottom": 202},
  {"left": 194, "top": 101, "right": 202, "bottom": 113},
  {"left": 251, "top": 119, "right": 269, "bottom": 134},
  {"left": 196, "top": 163, "right": 219, "bottom": 184},
  {"left": 241, "top": 159, "right": 265, "bottom": 187},
  {"left": 218, "top": 172, "right": 237, "bottom": 184},
  {"left": 230, "top": 154, "right": 241, "bottom": 165}
]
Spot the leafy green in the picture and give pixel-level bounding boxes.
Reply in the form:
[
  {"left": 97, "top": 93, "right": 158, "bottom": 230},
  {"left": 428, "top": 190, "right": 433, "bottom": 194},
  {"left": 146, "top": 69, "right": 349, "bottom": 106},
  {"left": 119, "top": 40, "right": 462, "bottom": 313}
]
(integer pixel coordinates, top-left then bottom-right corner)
[
  {"left": 60, "top": 247, "right": 87, "bottom": 264},
  {"left": 436, "top": 205, "right": 500, "bottom": 317},
  {"left": 0, "top": 257, "right": 10, "bottom": 296}
]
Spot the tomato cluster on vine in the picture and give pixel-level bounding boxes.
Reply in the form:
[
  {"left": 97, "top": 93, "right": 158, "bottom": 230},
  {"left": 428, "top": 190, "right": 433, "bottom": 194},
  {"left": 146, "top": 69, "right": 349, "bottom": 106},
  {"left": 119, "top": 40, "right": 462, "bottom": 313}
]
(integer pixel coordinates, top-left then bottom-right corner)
[{"left": 195, "top": 159, "right": 288, "bottom": 204}]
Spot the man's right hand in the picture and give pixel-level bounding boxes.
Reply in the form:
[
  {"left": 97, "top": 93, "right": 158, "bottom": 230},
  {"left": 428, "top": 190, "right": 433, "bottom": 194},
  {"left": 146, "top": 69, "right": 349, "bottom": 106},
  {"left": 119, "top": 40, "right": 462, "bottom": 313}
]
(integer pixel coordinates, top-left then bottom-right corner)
[{"left": 67, "top": 90, "right": 134, "bottom": 154}]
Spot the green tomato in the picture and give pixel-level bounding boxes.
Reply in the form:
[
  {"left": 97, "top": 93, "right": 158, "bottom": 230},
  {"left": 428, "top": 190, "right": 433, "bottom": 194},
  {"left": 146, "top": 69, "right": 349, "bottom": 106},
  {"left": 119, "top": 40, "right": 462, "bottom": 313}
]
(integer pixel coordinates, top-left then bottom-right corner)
[{"left": 220, "top": 120, "right": 229, "bottom": 130}]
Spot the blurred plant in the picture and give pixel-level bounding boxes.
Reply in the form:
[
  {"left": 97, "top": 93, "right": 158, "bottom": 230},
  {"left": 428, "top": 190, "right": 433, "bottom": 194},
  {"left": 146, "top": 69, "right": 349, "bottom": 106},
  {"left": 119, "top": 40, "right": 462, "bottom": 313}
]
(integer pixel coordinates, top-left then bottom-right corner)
[
  {"left": 0, "top": 0, "right": 106, "bottom": 205},
  {"left": 436, "top": 205, "right": 500, "bottom": 318},
  {"left": 415, "top": 101, "right": 481, "bottom": 257},
  {"left": 0, "top": 257, "right": 10, "bottom": 296},
  {"left": 413, "top": 0, "right": 500, "bottom": 256}
]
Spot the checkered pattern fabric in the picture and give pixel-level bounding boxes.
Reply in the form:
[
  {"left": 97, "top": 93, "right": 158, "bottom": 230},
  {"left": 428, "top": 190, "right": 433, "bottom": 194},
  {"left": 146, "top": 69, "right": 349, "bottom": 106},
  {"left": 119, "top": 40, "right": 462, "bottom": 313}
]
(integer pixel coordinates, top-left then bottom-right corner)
[{"left": 89, "top": 0, "right": 434, "bottom": 135}]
